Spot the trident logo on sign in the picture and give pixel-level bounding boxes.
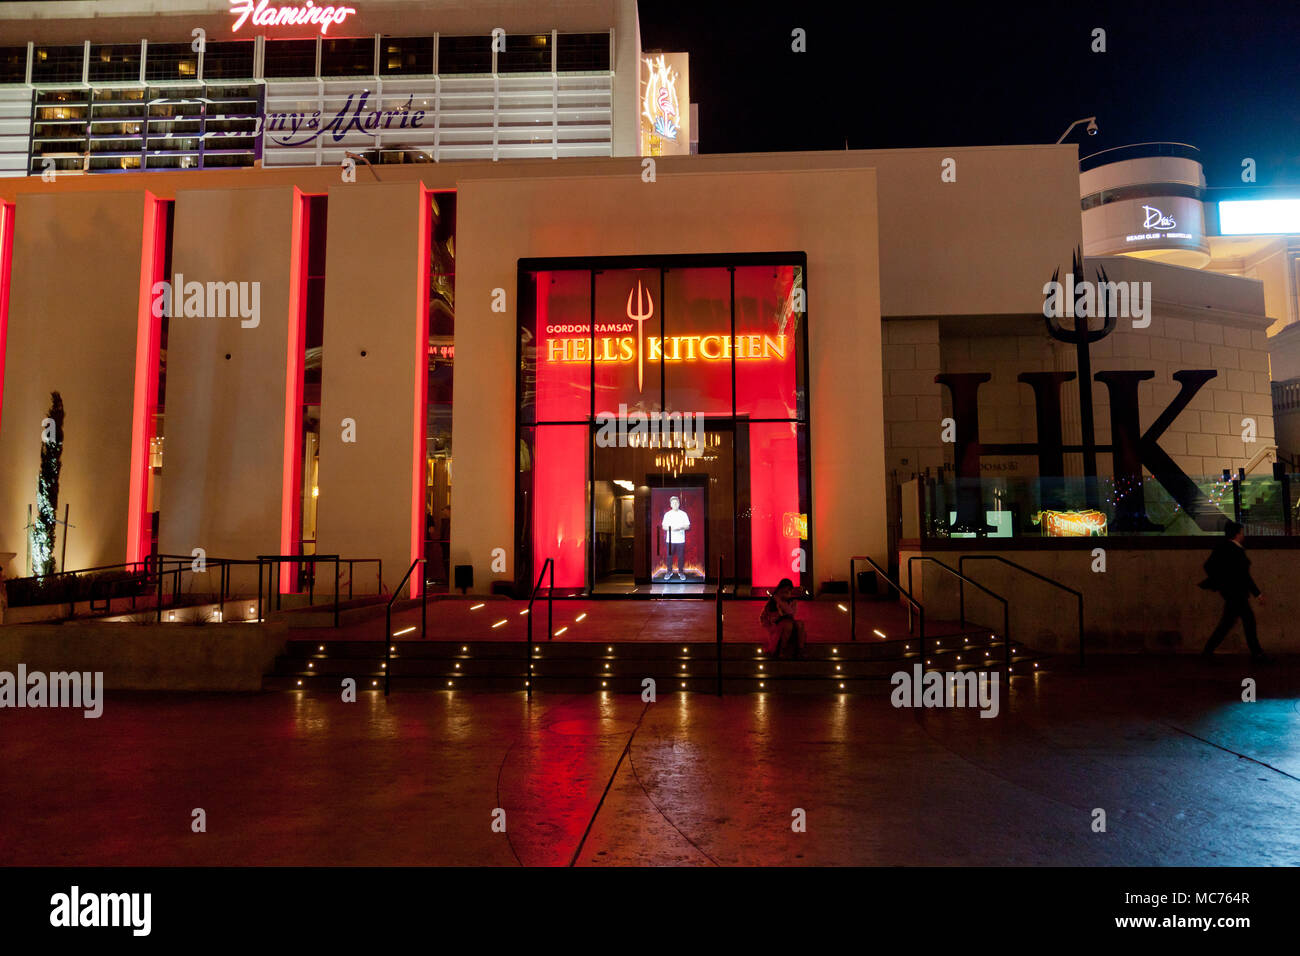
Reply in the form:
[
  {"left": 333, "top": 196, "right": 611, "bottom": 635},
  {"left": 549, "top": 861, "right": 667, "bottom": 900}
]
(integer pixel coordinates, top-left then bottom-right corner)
[{"left": 626, "top": 279, "right": 654, "bottom": 392}]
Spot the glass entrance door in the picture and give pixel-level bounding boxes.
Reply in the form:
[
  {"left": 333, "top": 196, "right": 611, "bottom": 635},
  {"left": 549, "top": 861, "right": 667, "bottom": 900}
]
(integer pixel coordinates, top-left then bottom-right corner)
[{"left": 591, "top": 422, "right": 734, "bottom": 595}]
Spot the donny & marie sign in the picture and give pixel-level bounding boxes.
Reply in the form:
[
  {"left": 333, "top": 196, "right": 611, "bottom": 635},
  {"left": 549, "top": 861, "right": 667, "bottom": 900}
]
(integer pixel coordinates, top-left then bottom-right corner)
[{"left": 260, "top": 92, "right": 427, "bottom": 147}]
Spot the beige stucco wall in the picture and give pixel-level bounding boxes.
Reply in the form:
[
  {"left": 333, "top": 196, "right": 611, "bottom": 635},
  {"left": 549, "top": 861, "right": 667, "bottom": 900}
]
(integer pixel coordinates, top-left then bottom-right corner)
[
  {"left": 0, "top": 145, "right": 1091, "bottom": 591},
  {"left": 0, "top": 191, "right": 145, "bottom": 578},
  {"left": 159, "top": 186, "right": 298, "bottom": 593},
  {"left": 315, "top": 182, "right": 425, "bottom": 593},
  {"left": 0, "top": 621, "right": 287, "bottom": 691},
  {"left": 451, "top": 166, "right": 885, "bottom": 592},
  {"left": 901, "top": 545, "right": 1300, "bottom": 654}
]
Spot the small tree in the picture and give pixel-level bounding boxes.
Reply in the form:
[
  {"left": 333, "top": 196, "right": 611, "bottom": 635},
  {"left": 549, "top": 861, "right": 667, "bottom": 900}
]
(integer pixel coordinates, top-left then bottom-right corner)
[{"left": 33, "top": 391, "right": 65, "bottom": 577}]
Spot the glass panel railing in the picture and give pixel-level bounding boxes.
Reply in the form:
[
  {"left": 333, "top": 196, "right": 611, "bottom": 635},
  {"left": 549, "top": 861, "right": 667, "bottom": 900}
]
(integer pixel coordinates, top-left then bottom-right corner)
[{"left": 917, "top": 475, "right": 1300, "bottom": 539}]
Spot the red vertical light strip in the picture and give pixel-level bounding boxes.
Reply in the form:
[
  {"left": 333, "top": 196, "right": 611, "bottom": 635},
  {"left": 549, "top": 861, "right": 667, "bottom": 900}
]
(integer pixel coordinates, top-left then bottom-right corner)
[
  {"left": 410, "top": 186, "right": 433, "bottom": 598},
  {"left": 0, "top": 201, "right": 14, "bottom": 435},
  {"left": 280, "top": 188, "right": 310, "bottom": 593},
  {"left": 127, "top": 193, "right": 166, "bottom": 566}
]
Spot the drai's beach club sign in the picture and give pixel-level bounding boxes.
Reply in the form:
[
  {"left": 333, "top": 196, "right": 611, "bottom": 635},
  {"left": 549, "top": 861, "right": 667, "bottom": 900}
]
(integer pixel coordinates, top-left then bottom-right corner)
[
  {"left": 1125, "top": 203, "right": 1194, "bottom": 242},
  {"left": 229, "top": 0, "right": 357, "bottom": 35}
]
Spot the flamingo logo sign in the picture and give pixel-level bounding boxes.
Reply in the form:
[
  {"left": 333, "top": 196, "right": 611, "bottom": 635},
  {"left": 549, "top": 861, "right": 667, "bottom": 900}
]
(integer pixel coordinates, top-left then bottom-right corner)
[
  {"left": 642, "top": 54, "right": 681, "bottom": 143},
  {"left": 229, "top": 0, "right": 357, "bottom": 35}
]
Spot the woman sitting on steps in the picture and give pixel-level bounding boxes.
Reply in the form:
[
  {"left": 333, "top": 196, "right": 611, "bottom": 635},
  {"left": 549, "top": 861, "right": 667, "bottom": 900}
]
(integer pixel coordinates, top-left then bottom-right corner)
[{"left": 760, "top": 578, "right": 807, "bottom": 660}]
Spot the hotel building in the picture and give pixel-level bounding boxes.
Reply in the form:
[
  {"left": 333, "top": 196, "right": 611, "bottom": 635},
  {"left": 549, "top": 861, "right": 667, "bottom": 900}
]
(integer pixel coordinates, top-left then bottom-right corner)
[{"left": 0, "top": 0, "right": 1295, "bottom": 647}]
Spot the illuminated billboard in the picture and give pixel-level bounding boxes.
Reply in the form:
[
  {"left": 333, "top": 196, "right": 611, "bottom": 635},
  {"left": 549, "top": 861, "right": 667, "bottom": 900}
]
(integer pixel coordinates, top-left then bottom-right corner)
[
  {"left": 1218, "top": 199, "right": 1300, "bottom": 235},
  {"left": 640, "top": 53, "right": 690, "bottom": 157}
]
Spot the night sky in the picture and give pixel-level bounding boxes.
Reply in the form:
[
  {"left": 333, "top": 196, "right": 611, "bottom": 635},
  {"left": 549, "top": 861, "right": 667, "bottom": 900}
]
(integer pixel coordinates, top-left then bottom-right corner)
[{"left": 640, "top": 0, "right": 1300, "bottom": 192}]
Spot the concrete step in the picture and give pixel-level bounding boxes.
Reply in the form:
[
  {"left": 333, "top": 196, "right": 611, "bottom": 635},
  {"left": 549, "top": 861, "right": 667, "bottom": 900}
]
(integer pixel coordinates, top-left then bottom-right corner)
[{"left": 265, "top": 637, "right": 1048, "bottom": 693}]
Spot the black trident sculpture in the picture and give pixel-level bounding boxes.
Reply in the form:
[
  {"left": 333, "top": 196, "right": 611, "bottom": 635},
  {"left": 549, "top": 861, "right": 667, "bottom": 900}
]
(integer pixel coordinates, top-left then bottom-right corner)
[
  {"left": 1045, "top": 249, "right": 1114, "bottom": 509},
  {"left": 937, "top": 248, "right": 1223, "bottom": 535}
]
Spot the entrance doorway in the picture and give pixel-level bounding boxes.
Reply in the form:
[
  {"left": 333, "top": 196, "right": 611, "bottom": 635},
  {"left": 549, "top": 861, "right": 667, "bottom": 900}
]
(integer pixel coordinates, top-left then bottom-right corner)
[
  {"left": 515, "top": 254, "right": 811, "bottom": 598},
  {"left": 592, "top": 423, "right": 732, "bottom": 594}
]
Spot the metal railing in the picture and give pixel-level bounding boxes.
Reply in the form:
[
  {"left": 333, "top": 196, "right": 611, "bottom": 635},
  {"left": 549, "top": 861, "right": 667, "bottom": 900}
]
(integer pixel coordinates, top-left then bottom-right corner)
[
  {"left": 383, "top": 558, "right": 428, "bottom": 696},
  {"left": 907, "top": 555, "right": 1011, "bottom": 675},
  {"left": 849, "top": 552, "right": 923, "bottom": 641},
  {"left": 525, "top": 558, "right": 554, "bottom": 700},
  {"left": 9, "top": 555, "right": 252, "bottom": 621},
  {"left": 256, "top": 554, "right": 345, "bottom": 627},
  {"left": 959, "top": 555, "right": 1084, "bottom": 666},
  {"left": 7, "top": 552, "right": 383, "bottom": 625},
  {"left": 1271, "top": 378, "right": 1300, "bottom": 411}
]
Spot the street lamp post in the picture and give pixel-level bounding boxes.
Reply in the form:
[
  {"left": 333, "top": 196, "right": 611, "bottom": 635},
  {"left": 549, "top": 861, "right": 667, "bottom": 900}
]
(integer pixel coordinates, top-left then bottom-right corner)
[{"left": 1056, "top": 117, "right": 1098, "bottom": 144}]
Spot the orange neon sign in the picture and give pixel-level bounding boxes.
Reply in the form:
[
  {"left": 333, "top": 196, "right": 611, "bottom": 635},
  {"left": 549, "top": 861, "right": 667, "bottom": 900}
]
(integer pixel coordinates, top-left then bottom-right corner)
[
  {"left": 543, "top": 282, "right": 788, "bottom": 398},
  {"left": 1032, "top": 510, "right": 1108, "bottom": 537}
]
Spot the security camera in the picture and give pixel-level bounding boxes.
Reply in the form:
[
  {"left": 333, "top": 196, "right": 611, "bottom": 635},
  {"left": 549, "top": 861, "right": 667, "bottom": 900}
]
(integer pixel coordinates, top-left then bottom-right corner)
[{"left": 1086, "top": 119, "right": 1099, "bottom": 136}]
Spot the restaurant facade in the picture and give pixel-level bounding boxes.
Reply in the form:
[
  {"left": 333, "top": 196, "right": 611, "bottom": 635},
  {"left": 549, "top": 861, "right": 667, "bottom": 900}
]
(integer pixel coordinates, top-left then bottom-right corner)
[{"left": 0, "top": 0, "right": 1294, "bottom": 615}]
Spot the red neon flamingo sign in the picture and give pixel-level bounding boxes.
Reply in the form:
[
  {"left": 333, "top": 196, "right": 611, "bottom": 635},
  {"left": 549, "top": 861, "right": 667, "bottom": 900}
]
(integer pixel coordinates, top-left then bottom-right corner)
[{"left": 229, "top": 0, "right": 357, "bottom": 35}]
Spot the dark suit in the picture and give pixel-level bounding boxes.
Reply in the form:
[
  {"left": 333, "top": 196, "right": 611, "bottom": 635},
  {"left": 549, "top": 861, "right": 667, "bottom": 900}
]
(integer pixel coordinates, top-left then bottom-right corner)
[{"left": 1201, "top": 539, "right": 1263, "bottom": 657}]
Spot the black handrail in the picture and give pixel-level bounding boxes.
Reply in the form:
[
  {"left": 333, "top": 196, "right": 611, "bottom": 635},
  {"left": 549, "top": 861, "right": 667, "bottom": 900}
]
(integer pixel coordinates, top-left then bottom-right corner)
[
  {"left": 337, "top": 558, "right": 383, "bottom": 601},
  {"left": 715, "top": 554, "right": 725, "bottom": 697},
  {"left": 906, "top": 555, "right": 1011, "bottom": 676},
  {"left": 849, "top": 555, "right": 924, "bottom": 661},
  {"left": 525, "top": 558, "right": 554, "bottom": 700},
  {"left": 256, "top": 554, "right": 343, "bottom": 625},
  {"left": 959, "top": 554, "right": 1084, "bottom": 666},
  {"left": 11, "top": 553, "right": 380, "bottom": 624},
  {"left": 383, "top": 557, "right": 427, "bottom": 696}
]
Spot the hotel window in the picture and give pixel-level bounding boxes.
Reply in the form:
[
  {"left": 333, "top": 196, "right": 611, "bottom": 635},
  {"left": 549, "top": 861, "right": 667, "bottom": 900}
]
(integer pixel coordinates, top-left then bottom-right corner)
[
  {"left": 497, "top": 35, "right": 551, "bottom": 73},
  {"left": 89, "top": 43, "right": 142, "bottom": 83},
  {"left": 425, "top": 192, "right": 456, "bottom": 589},
  {"left": 264, "top": 39, "right": 318, "bottom": 78},
  {"left": 30, "top": 90, "right": 89, "bottom": 174},
  {"left": 201, "top": 41, "right": 255, "bottom": 80},
  {"left": 322, "top": 37, "right": 375, "bottom": 77},
  {"left": 0, "top": 46, "right": 26, "bottom": 83},
  {"left": 437, "top": 35, "right": 491, "bottom": 75},
  {"left": 144, "top": 43, "right": 198, "bottom": 82},
  {"left": 380, "top": 36, "right": 434, "bottom": 75},
  {"left": 297, "top": 195, "right": 329, "bottom": 576},
  {"left": 146, "top": 201, "right": 176, "bottom": 558},
  {"left": 31, "top": 45, "right": 85, "bottom": 84},
  {"left": 557, "top": 33, "right": 611, "bottom": 72},
  {"left": 516, "top": 255, "right": 810, "bottom": 595}
]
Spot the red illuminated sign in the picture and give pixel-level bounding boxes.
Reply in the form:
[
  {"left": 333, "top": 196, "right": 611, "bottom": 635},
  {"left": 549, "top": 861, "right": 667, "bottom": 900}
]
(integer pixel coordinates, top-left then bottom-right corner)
[
  {"left": 229, "top": 0, "right": 357, "bottom": 35},
  {"left": 543, "top": 282, "right": 788, "bottom": 394}
]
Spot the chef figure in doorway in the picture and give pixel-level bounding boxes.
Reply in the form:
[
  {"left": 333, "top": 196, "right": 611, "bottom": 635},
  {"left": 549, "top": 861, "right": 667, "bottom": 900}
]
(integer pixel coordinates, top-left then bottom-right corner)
[{"left": 661, "top": 495, "right": 691, "bottom": 581}]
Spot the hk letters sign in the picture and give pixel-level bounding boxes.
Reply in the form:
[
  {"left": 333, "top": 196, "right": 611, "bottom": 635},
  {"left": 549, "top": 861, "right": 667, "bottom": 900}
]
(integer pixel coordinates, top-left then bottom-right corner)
[{"left": 939, "top": 252, "right": 1220, "bottom": 534}]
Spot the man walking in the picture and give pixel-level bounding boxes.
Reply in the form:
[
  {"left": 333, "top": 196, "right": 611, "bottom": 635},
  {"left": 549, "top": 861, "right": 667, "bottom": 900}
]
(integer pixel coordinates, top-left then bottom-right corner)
[{"left": 1200, "top": 520, "right": 1270, "bottom": 663}]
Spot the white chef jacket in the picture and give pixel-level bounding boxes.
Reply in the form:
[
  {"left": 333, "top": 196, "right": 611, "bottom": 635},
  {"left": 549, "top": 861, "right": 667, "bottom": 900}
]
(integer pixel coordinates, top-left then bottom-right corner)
[{"left": 661, "top": 508, "right": 690, "bottom": 544}]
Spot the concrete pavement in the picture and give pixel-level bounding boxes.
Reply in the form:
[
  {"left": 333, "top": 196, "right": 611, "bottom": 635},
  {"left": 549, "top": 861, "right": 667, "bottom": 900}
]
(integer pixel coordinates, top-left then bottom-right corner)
[{"left": 1, "top": 656, "right": 1297, "bottom": 866}]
